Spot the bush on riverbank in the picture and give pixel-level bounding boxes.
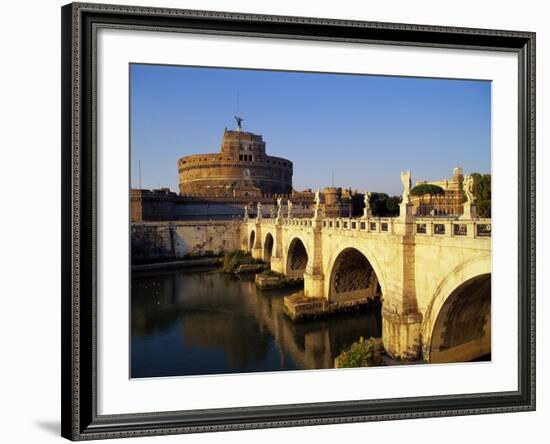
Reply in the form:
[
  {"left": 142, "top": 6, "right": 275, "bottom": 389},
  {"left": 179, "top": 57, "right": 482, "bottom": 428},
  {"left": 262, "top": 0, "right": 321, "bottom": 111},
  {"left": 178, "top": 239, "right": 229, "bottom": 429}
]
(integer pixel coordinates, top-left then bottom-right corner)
[
  {"left": 223, "top": 250, "right": 263, "bottom": 273},
  {"left": 335, "top": 337, "right": 384, "bottom": 368}
]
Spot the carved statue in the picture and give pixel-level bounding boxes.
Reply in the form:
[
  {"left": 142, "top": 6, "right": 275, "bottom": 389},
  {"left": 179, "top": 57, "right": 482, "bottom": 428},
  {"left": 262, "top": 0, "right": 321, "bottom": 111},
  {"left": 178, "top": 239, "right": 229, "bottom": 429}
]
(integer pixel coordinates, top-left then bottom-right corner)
[
  {"left": 363, "top": 191, "right": 372, "bottom": 218},
  {"left": 243, "top": 204, "right": 249, "bottom": 219},
  {"left": 234, "top": 115, "right": 244, "bottom": 131},
  {"left": 287, "top": 200, "right": 293, "bottom": 218},
  {"left": 276, "top": 197, "right": 283, "bottom": 218},
  {"left": 257, "top": 201, "right": 262, "bottom": 218},
  {"left": 364, "top": 192, "right": 371, "bottom": 211},
  {"left": 400, "top": 171, "right": 412, "bottom": 204},
  {"left": 463, "top": 175, "right": 476, "bottom": 204},
  {"left": 314, "top": 188, "right": 321, "bottom": 208}
]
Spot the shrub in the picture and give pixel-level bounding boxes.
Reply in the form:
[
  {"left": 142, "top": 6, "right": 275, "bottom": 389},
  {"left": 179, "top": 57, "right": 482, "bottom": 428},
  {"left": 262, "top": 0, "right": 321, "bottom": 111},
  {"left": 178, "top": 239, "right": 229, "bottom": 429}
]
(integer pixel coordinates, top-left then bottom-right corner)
[
  {"left": 336, "top": 337, "right": 384, "bottom": 368},
  {"left": 223, "top": 250, "right": 243, "bottom": 272},
  {"left": 222, "top": 250, "right": 259, "bottom": 272}
]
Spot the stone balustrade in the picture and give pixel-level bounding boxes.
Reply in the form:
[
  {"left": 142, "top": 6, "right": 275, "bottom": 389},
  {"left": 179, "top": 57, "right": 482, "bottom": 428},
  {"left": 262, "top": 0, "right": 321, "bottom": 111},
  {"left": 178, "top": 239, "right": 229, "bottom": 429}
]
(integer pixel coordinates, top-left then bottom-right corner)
[{"left": 251, "top": 215, "right": 491, "bottom": 238}]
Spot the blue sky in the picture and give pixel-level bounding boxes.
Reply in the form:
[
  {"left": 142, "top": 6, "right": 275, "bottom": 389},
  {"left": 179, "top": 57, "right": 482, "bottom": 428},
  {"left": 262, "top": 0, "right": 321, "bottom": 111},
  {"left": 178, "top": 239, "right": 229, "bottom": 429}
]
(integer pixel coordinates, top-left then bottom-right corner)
[{"left": 130, "top": 64, "right": 491, "bottom": 195}]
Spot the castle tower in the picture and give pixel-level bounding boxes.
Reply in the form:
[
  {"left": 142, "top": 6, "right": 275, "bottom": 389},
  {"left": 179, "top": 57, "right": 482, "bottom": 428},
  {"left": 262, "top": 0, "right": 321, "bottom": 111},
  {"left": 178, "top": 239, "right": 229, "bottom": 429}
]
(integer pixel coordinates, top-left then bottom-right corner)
[
  {"left": 323, "top": 187, "right": 339, "bottom": 205},
  {"left": 453, "top": 166, "right": 464, "bottom": 183},
  {"left": 322, "top": 187, "right": 342, "bottom": 217},
  {"left": 177, "top": 123, "right": 293, "bottom": 197}
]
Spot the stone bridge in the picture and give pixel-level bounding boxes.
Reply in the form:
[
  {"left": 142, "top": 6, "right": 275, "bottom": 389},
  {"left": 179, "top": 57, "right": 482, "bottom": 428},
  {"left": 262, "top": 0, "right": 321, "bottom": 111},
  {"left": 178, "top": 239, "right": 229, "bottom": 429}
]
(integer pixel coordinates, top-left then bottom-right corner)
[{"left": 243, "top": 209, "right": 491, "bottom": 364}]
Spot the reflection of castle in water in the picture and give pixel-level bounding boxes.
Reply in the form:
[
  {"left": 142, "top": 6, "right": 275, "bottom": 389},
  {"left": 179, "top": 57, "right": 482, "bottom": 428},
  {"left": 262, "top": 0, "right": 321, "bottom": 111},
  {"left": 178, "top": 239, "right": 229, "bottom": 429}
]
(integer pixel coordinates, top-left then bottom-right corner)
[{"left": 131, "top": 270, "right": 381, "bottom": 374}]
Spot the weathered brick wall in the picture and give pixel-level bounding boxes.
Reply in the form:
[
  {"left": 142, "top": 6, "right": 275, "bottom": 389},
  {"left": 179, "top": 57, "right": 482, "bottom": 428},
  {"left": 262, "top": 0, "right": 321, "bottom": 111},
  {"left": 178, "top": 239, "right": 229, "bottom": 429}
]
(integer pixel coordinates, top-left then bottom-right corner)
[
  {"left": 177, "top": 129, "right": 293, "bottom": 195},
  {"left": 131, "top": 221, "right": 242, "bottom": 261}
]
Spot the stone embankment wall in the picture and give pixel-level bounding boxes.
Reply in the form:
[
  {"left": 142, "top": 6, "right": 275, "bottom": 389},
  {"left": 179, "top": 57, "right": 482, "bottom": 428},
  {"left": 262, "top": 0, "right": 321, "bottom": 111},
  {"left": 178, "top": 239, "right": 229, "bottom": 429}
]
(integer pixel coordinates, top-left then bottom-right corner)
[{"left": 132, "top": 221, "right": 242, "bottom": 261}]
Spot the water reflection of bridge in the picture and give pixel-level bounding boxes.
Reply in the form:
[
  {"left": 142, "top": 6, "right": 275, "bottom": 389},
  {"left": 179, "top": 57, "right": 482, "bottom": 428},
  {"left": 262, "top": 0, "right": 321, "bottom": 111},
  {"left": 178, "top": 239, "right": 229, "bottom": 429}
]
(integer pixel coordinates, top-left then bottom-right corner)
[
  {"left": 235, "top": 282, "right": 381, "bottom": 370},
  {"left": 244, "top": 209, "right": 491, "bottom": 363},
  {"left": 132, "top": 271, "right": 381, "bottom": 374}
]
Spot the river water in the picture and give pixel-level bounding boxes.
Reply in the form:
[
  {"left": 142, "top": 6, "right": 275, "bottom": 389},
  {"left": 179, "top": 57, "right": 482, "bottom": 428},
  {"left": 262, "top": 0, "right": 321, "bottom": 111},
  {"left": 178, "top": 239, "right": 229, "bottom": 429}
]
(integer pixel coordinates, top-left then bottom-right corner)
[{"left": 131, "top": 268, "right": 382, "bottom": 378}]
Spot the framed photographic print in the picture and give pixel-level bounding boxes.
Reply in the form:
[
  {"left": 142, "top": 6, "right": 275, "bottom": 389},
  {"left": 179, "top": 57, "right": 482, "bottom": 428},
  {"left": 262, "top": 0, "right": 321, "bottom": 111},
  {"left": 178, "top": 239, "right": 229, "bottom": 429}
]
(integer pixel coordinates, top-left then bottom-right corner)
[{"left": 61, "top": 2, "right": 536, "bottom": 440}]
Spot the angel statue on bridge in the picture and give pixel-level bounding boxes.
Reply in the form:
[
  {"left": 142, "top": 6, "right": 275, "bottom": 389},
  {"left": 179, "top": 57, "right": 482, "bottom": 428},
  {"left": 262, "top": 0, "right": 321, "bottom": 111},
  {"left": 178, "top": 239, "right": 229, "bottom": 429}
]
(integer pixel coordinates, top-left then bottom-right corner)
[
  {"left": 287, "top": 200, "right": 293, "bottom": 218},
  {"left": 400, "top": 171, "right": 412, "bottom": 204},
  {"left": 363, "top": 192, "right": 372, "bottom": 218},
  {"left": 463, "top": 175, "right": 476, "bottom": 204},
  {"left": 276, "top": 197, "right": 283, "bottom": 218},
  {"left": 314, "top": 188, "right": 321, "bottom": 208},
  {"left": 257, "top": 201, "right": 262, "bottom": 219},
  {"left": 243, "top": 204, "right": 249, "bottom": 220}
]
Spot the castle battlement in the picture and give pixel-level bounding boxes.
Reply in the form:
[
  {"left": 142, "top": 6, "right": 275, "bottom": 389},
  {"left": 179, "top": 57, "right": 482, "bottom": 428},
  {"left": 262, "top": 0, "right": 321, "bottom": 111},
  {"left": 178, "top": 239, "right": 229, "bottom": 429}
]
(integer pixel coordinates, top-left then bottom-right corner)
[{"left": 178, "top": 125, "right": 293, "bottom": 197}]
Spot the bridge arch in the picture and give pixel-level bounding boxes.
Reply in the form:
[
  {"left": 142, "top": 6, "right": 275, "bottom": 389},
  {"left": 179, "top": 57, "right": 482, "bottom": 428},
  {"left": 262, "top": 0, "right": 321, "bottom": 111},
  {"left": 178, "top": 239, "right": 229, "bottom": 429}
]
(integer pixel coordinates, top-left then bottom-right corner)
[
  {"left": 249, "top": 230, "right": 256, "bottom": 252},
  {"left": 263, "top": 232, "right": 274, "bottom": 263},
  {"left": 327, "top": 247, "right": 381, "bottom": 303},
  {"left": 285, "top": 237, "right": 309, "bottom": 279},
  {"left": 324, "top": 240, "right": 387, "bottom": 301},
  {"left": 422, "top": 255, "right": 491, "bottom": 363}
]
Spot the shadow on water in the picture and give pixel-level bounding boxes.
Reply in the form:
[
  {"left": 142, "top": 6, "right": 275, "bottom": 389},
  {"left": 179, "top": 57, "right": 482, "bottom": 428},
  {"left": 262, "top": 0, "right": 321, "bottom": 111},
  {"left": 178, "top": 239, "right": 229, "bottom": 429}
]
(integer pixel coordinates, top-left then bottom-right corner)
[{"left": 131, "top": 268, "right": 381, "bottom": 378}]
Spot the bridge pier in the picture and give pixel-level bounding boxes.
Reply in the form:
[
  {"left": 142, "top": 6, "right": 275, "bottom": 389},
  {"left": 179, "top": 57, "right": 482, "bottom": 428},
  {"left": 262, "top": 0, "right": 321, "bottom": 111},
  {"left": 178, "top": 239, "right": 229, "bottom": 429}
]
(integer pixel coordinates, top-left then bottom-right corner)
[
  {"left": 270, "top": 222, "right": 285, "bottom": 274},
  {"left": 251, "top": 220, "right": 263, "bottom": 259},
  {"left": 304, "top": 215, "right": 325, "bottom": 298},
  {"left": 381, "top": 228, "right": 423, "bottom": 360},
  {"left": 382, "top": 309, "right": 423, "bottom": 359},
  {"left": 303, "top": 272, "right": 324, "bottom": 298}
]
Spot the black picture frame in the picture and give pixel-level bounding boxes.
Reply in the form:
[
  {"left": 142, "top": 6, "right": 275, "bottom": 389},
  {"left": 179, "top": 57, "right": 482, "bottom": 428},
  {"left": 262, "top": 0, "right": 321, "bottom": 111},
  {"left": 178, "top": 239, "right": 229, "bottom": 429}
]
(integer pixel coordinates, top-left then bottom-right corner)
[{"left": 61, "top": 2, "right": 536, "bottom": 440}]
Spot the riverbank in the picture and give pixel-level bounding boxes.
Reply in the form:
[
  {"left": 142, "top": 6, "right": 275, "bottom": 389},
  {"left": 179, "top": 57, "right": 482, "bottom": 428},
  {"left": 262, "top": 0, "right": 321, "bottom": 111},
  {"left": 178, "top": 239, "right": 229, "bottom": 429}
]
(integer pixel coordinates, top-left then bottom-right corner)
[
  {"left": 132, "top": 257, "right": 222, "bottom": 272},
  {"left": 222, "top": 250, "right": 267, "bottom": 274},
  {"left": 132, "top": 250, "right": 267, "bottom": 275}
]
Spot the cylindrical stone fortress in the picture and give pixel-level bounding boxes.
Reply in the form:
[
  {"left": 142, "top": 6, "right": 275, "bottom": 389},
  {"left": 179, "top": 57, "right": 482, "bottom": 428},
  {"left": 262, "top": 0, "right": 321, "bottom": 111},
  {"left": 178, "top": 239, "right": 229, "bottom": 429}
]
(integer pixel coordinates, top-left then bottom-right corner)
[{"left": 178, "top": 129, "right": 293, "bottom": 196}]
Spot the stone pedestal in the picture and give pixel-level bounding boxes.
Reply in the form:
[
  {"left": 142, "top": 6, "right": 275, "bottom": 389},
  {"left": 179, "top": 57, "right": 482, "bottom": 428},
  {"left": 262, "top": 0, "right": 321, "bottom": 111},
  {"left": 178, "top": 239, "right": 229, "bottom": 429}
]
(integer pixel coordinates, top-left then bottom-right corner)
[
  {"left": 460, "top": 203, "right": 478, "bottom": 220},
  {"left": 382, "top": 308, "right": 423, "bottom": 360},
  {"left": 399, "top": 202, "right": 414, "bottom": 220},
  {"left": 362, "top": 208, "right": 372, "bottom": 219}
]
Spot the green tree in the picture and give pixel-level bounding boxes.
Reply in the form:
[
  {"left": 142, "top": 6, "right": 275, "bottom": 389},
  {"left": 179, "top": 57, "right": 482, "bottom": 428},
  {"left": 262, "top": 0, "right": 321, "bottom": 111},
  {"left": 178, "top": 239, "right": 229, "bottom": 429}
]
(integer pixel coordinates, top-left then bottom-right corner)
[
  {"left": 410, "top": 183, "right": 445, "bottom": 197},
  {"left": 368, "top": 192, "right": 401, "bottom": 217},
  {"left": 350, "top": 192, "right": 366, "bottom": 216},
  {"left": 470, "top": 173, "right": 491, "bottom": 218},
  {"left": 386, "top": 196, "right": 401, "bottom": 215},
  {"left": 410, "top": 184, "right": 445, "bottom": 216}
]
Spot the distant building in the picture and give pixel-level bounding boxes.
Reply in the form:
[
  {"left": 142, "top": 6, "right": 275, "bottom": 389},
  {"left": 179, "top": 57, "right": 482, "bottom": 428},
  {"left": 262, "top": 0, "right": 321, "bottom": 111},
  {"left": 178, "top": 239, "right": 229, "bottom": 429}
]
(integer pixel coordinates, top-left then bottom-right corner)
[
  {"left": 177, "top": 125, "right": 293, "bottom": 197},
  {"left": 411, "top": 167, "right": 465, "bottom": 216},
  {"left": 323, "top": 187, "right": 344, "bottom": 217},
  {"left": 131, "top": 121, "right": 352, "bottom": 222}
]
